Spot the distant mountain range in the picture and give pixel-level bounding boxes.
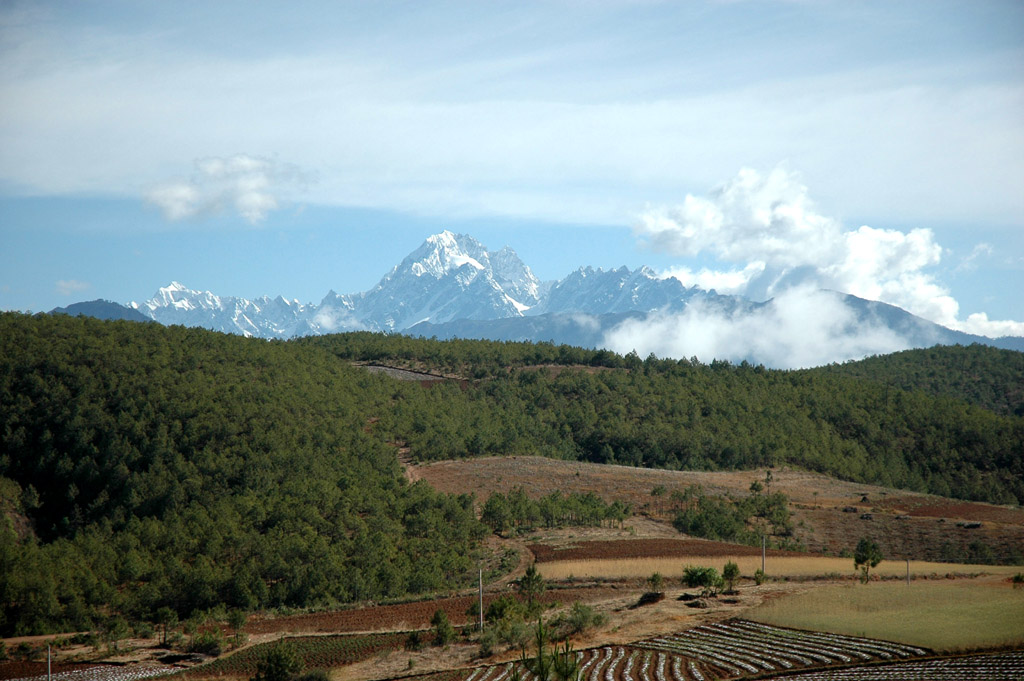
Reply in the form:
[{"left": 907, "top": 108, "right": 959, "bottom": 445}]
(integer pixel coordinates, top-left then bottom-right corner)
[{"left": 52, "top": 230, "right": 1024, "bottom": 362}]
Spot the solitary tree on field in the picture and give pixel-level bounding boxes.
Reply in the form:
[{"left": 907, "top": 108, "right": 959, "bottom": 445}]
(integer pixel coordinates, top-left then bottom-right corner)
[
  {"left": 517, "top": 563, "right": 546, "bottom": 612},
  {"left": 854, "top": 537, "right": 883, "bottom": 583},
  {"left": 431, "top": 609, "right": 455, "bottom": 646},
  {"left": 722, "top": 561, "right": 740, "bottom": 593}
]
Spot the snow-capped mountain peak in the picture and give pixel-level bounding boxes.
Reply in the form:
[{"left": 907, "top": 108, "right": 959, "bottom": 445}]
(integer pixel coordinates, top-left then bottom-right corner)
[
  {"left": 403, "top": 231, "right": 491, "bottom": 280},
  {"left": 121, "top": 231, "right": 1024, "bottom": 360},
  {"left": 359, "top": 232, "right": 540, "bottom": 330}
]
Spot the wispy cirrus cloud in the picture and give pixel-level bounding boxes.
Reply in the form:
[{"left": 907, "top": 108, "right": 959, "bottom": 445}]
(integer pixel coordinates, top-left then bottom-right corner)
[
  {"left": 146, "top": 155, "right": 307, "bottom": 225},
  {"left": 55, "top": 279, "right": 90, "bottom": 296}
]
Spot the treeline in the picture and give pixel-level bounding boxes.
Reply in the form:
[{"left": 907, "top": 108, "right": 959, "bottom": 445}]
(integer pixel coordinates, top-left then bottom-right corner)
[
  {"left": 0, "top": 313, "right": 486, "bottom": 636},
  {"left": 304, "top": 333, "right": 1024, "bottom": 506},
  {"left": 480, "top": 487, "right": 630, "bottom": 534}
]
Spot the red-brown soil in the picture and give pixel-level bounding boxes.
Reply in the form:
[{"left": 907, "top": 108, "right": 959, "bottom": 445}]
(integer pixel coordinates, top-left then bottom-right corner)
[
  {"left": 875, "top": 495, "right": 1024, "bottom": 524},
  {"left": 528, "top": 538, "right": 805, "bottom": 563},
  {"left": 411, "top": 456, "right": 1024, "bottom": 564},
  {"left": 244, "top": 586, "right": 621, "bottom": 635}
]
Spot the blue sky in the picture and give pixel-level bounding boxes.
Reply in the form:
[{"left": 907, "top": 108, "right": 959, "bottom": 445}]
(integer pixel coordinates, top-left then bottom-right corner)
[{"left": 1, "top": 1, "right": 1022, "bottom": 338}]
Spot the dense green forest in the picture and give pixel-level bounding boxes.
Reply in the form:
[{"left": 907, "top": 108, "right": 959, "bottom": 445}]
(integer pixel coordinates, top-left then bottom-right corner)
[
  {"left": 0, "top": 314, "right": 486, "bottom": 636},
  {"left": 2, "top": 314, "right": 1022, "bottom": 635},
  {"left": 813, "top": 344, "right": 1024, "bottom": 417},
  {"left": 303, "top": 332, "right": 1023, "bottom": 505}
]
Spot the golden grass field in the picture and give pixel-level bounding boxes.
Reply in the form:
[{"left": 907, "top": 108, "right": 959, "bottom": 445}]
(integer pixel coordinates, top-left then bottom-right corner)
[
  {"left": 536, "top": 554, "right": 1024, "bottom": 581},
  {"left": 749, "top": 580, "right": 1024, "bottom": 652}
]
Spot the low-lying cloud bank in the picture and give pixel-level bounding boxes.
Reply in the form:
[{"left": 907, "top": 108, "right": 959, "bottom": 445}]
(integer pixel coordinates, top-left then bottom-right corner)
[
  {"left": 603, "top": 287, "right": 911, "bottom": 370},
  {"left": 634, "top": 167, "right": 1024, "bottom": 339}
]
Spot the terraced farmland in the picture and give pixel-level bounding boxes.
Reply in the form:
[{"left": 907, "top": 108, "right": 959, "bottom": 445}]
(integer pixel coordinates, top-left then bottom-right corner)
[
  {"left": 184, "top": 632, "right": 415, "bottom": 678},
  {"left": 5, "top": 666, "right": 175, "bottom": 681},
  {"left": 409, "top": 620, "right": 940, "bottom": 681},
  {"left": 771, "top": 650, "right": 1024, "bottom": 680}
]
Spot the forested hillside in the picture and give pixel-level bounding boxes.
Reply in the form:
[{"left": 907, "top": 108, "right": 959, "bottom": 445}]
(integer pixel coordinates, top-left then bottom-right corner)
[
  {"left": 812, "top": 344, "right": 1024, "bottom": 417},
  {"left": 2, "top": 315, "right": 1022, "bottom": 636},
  {"left": 0, "top": 314, "right": 485, "bottom": 636},
  {"left": 304, "top": 332, "right": 1023, "bottom": 505}
]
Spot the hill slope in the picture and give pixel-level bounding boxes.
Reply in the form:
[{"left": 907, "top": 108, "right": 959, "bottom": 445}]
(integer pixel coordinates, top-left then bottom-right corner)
[
  {"left": 0, "top": 313, "right": 485, "bottom": 636},
  {"left": 812, "top": 344, "right": 1024, "bottom": 417},
  {"left": 2, "top": 314, "right": 1021, "bottom": 636}
]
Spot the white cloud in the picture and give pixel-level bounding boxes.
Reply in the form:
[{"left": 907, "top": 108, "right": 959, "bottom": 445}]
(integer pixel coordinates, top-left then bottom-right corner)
[
  {"left": 636, "top": 167, "right": 1024, "bottom": 338},
  {"left": 954, "top": 243, "right": 993, "bottom": 273},
  {"left": 145, "top": 155, "right": 305, "bottom": 224},
  {"left": 661, "top": 262, "right": 765, "bottom": 296},
  {"left": 55, "top": 279, "right": 90, "bottom": 296},
  {"left": 312, "top": 306, "right": 364, "bottom": 333},
  {"left": 604, "top": 287, "right": 912, "bottom": 369}
]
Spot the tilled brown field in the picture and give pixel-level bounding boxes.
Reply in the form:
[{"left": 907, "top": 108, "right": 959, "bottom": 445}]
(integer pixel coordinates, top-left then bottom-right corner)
[
  {"left": 876, "top": 495, "right": 1024, "bottom": 524},
  {"left": 529, "top": 538, "right": 805, "bottom": 563},
  {"left": 792, "top": 505, "right": 1024, "bottom": 563},
  {"left": 244, "top": 586, "right": 621, "bottom": 635},
  {"left": 412, "top": 456, "right": 1024, "bottom": 563}
]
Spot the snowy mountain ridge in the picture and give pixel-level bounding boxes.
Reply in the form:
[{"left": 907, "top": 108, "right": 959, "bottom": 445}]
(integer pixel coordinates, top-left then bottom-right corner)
[
  {"left": 132, "top": 230, "right": 562, "bottom": 337},
  {"left": 124, "top": 230, "right": 1024, "bottom": 362}
]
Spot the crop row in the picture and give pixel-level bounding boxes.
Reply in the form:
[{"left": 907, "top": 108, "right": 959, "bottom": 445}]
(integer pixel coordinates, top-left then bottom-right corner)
[
  {"left": 459, "top": 647, "right": 711, "bottom": 681},
  {"left": 445, "top": 620, "right": 939, "bottom": 681},
  {"left": 187, "top": 632, "right": 411, "bottom": 677},
  {"left": 757, "top": 650, "right": 1024, "bottom": 680},
  {"left": 635, "top": 620, "right": 930, "bottom": 676},
  {"left": 9, "top": 666, "right": 174, "bottom": 681}
]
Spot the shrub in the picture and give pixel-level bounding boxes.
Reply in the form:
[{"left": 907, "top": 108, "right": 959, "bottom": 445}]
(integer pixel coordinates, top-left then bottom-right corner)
[
  {"left": 188, "top": 629, "right": 224, "bottom": 657},
  {"left": 404, "top": 631, "right": 424, "bottom": 652},
  {"left": 551, "top": 602, "right": 605, "bottom": 638},
  {"left": 485, "top": 594, "right": 522, "bottom": 623},
  {"left": 252, "top": 643, "right": 301, "bottom": 681},
  {"left": 754, "top": 569, "right": 766, "bottom": 586},
  {"left": 431, "top": 609, "right": 454, "bottom": 647},
  {"left": 647, "top": 572, "right": 664, "bottom": 593},
  {"left": 682, "top": 565, "right": 719, "bottom": 589},
  {"left": 134, "top": 621, "right": 155, "bottom": 639}
]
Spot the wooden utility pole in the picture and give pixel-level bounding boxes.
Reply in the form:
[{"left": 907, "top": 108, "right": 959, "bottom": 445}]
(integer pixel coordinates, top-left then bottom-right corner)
[
  {"left": 47, "top": 643, "right": 51, "bottom": 681},
  {"left": 478, "top": 567, "right": 484, "bottom": 632},
  {"left": 762, "top": 535, "right": 766, "bottom": 574},
  {"left": 906, "top": 558, "right": 910, "bottom": 586}
]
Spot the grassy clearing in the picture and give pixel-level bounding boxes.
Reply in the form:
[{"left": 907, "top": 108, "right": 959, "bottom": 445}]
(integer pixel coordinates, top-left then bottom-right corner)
[
  {"left": 748, "top": 580, "right": 1024, "bottom": 651},
  {"left": 536, "top": 555, "right": 1022, "bottom": 581}
]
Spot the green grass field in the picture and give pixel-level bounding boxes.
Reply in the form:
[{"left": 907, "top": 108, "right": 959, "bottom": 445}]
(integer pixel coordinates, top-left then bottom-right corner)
[{"left": 748, "top": 579, "right": 1024, "bottom": 652}]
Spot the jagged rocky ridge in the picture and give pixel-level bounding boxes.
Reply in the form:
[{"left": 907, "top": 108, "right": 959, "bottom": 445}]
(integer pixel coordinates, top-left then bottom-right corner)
[{"left": 124, "top": 230, "right": 1024, "bottom": 357}]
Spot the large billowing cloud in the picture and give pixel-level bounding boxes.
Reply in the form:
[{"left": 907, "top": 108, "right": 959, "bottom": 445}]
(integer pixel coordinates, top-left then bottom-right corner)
[
  {"left": 146, "top": 155, "right": 305, "bottom": 225},
  {"left": 634, "top": 167, "right": 1024, "bottom": 339}
]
